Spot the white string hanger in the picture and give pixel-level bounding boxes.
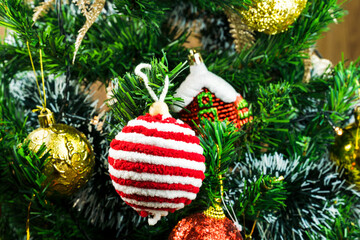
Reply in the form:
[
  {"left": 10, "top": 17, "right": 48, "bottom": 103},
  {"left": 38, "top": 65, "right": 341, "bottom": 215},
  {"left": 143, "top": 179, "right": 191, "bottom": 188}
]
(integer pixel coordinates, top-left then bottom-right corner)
[
  {"left": 221, "top": 193, "right": 242, "bottom": 232},
  {"left": 135, "top": 63, "right": 171, "bottom": 117}
]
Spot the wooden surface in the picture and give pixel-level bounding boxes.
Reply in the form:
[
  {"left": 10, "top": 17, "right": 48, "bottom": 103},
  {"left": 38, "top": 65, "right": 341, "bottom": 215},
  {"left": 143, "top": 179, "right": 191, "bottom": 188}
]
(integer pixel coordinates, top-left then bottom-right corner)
[
  {"left": 317, "top": 0, "right": 360, "bottom": 63},
  {"left": 0, "top": 27, "right": 4, "bottom": 41}
]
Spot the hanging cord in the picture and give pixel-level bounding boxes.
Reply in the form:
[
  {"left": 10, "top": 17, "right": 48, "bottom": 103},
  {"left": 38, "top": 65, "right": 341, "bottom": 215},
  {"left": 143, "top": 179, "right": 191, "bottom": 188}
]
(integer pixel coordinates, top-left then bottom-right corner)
[
  {"left": 217, "top": 143, "right": 243, "bottom": 232},
  {"left": 215, "top": 144, "right": 224, "bottom": 201},
  {"left": 39, "top": 48, "right": 46, "bottom": 108},
  {"left": 221, "top": 192, "right": 242, "bottom": 231},
  {"left": 25, "top": 42, "right": 48, "bottom": 240},
  {"left": 134, "top": 63, "right": 169, "bottom": 103},
  {"left": 26, "top": 194, "right": 35, "bottom": 240},
  {"left": 135, "top": 63, "right": 170, "bottom": 118},
  {"left": 26, "top": 41, "right": 47, "bottom": 111}
]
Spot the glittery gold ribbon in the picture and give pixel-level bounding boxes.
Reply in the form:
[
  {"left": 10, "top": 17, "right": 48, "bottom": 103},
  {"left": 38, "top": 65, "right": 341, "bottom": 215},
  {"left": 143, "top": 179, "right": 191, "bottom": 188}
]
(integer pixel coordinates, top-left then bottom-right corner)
[
  {"left": 203, "top": 144, "right": 226, "bottom": 219},
  {"left": 26, "top": 41, "right": 47, "bottom": 112},
  {"left": 26, "top": 194, "right": 35, "bottom": 240},
  {"left": 216, "top": 144, "right": 223, "bottom": 201}
]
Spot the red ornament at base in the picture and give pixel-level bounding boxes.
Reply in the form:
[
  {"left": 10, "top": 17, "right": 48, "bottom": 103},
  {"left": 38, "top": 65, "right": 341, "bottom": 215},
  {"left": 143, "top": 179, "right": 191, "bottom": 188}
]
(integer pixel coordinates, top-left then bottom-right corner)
[{"left": 168, "top": 205, "right": 243, "bottom": 240}]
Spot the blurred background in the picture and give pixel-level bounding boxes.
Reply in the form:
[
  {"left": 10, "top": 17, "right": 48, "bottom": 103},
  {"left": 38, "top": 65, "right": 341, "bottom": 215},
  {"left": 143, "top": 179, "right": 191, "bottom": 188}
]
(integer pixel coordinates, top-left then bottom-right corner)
[
  {"left": 0, "top": 1, "right": 359, "bottom": 65},
  {"left": 317, "top": 0, "right": 360, "bottom": 63}
]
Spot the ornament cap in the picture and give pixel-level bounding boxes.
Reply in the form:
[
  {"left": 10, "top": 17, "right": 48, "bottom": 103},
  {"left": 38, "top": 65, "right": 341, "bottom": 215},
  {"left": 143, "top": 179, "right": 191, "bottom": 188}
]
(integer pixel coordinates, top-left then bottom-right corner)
[
  {"left": 245, "top": 235, "right": 253, "bottom": 240},
  {"left": 203, "top": 204, "right": 226, "bottom": 219},
  {"left": 38, "top": 109, "right": 56, "bottom": 128},
  {"left": 188, "top": 49, "right": 203, "bottom": 66},
  {"left": 149, "top": 101, "right": 170, "bottom": 116}
]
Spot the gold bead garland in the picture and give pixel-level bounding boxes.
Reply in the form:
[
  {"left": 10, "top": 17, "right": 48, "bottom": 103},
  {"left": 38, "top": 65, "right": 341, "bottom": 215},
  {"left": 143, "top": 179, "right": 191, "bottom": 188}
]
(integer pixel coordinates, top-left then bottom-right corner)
[{"left": 203, "top": 204, "right": 226, "bottom": 220}]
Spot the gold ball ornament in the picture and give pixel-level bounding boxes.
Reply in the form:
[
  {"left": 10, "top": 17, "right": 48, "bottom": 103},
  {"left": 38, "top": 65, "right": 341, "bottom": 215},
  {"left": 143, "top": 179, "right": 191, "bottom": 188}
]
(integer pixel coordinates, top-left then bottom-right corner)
[
  {"left": 26, "top": 109, "right": 95, "bottom": 197},
  {"left": 239, "top": 0, "right": 308, "bottom": 35},
  {"left": 330, "top": 107, "right": 360, "bottom": 189}
]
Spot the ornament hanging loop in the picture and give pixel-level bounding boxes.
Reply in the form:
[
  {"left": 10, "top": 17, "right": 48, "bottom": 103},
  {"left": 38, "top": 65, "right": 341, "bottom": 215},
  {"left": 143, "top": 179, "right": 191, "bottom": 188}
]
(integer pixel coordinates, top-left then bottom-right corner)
[{"left": 135, "top": 63, "right": 170, "bottom": 116}]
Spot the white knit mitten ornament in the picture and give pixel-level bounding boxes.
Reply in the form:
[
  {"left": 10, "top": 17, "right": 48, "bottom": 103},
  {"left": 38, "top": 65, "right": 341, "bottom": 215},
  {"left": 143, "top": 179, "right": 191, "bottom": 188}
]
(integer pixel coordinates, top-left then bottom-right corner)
[{"left": 108, "top": 64, "right": 206, "bottom": 225}]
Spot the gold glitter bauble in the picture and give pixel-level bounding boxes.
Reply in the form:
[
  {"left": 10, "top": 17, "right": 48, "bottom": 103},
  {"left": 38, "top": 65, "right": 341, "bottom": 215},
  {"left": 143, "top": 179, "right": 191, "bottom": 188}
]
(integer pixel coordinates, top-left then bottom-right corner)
[
  {"left": 26, "top": 110, "right": 95, "bottom": 197},
  {"left": 239, "top": 0, "right": 308, "bottom": 35},
  {"left": 330, "top": 107, "right": 360, "bottom": 189}
]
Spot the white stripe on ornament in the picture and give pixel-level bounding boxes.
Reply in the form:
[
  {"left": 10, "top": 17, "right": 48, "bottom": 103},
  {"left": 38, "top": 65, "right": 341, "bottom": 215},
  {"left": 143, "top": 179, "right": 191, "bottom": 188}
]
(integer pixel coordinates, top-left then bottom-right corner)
[
  {"left": 109, "top": 165, "right": 203, "bottom": 187},
  {"left": 115, "top": 132, "right": 203, "bottom": 154},
  {"left": 160, "top": 116, "right": 186, "bottom": 125},
  {"left": 121, "top": 197, "right": 185, "bottom": 209},
  {"left": 112, "top": 181, "right": 197, "bottom": 200},
  {"left": 108, "top": 148, "right": 206, "bottom": 172},
  {"left": 127, "top": 119, "right": 195, "bottom": 136}
]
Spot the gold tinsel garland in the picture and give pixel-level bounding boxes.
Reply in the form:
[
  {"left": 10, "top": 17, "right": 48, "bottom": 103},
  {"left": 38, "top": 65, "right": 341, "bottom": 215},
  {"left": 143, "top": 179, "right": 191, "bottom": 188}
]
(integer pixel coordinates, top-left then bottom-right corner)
[
  {"left": 31, "top": 0, "right": 106, "bottom": 64},
  {"left": 225, "top": 9, "right": 255, "bottom": 52},
  {"left": 32, "top": 0, "right": 55, "bottom": 22},
  {"left": 72, "top": 0, "right": 106, "bottom": 63}
]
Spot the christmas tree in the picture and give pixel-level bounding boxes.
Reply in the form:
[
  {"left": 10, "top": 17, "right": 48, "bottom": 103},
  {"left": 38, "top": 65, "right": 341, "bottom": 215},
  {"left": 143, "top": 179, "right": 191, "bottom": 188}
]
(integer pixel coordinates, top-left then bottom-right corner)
[{"left": 1, "top": 0, "right": 360, "bottom": 239}]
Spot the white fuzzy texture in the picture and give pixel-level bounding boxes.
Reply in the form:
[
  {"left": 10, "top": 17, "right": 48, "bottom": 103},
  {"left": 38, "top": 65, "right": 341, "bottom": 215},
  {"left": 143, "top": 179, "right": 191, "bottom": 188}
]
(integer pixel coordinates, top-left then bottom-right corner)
[
  {"left": 127, "top": 119, "right": 195, "bottom": 136},
  {"left": 132, "top": 209, "right": 168, "bottom": 225},
  {"left": 112, "top": 181, "right": 197, "bottom": 200},
  {"left": 311, "top": 54, "right": 332, "bottom": 77},
  {"left": 108, "top": 148, "right": 206, "bottom": 172},
  {"left": 115, "top": 132, "right": 203, "bottom": 154},
  {"left": 172, "top": 63, "right": 239, "bottom": 112},
  {"left": 135, "top": 63, "right": 170, "bottom": 103},
  {"left": 109, "top": 165, "right": 203, "bottom": 187},
  {"left": 121, "top": 197, "right": 185, "bottom": 209}
]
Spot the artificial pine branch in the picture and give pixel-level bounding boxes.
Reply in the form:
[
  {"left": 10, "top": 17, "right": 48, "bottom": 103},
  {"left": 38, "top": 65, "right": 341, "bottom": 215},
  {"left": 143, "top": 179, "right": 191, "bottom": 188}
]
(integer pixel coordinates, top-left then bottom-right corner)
[
  {"left": 314, "top": 195, "right": 360, "bottom": 240},
  {"left": 228, "top": 0, "right": 345, "bottom": 91},
  {"left": 109, "top": 54, "right": 187, "bottom": 130},
  {"left": 1, "top": 0, "right": 360, "bottom": 239},
  {"left": 197, "top": 119, "right": 243, "bottom": 205},
  {"left": 0, "top": 0, "right": 35, "bottom": 40},
  {"left": 1, "top": 1, "right": 191, "bottom": 83},
  {"left": 237, "top": 175, "right": 287, "bottom": 221},
  {"left": 229, "top": 153, "right": 360, "bottom": 239}
]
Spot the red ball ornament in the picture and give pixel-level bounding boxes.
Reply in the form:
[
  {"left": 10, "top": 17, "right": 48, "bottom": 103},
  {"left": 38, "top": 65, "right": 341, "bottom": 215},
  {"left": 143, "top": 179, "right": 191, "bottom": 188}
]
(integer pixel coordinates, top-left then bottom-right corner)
[
  {"left": 172, "top": 50, "right": 252, "bottom": 130},
  {"left": 169, "top": 205, "right": 243, "bottom": 240},
  {"left": 109, "top": 64, "right": 206, "bottom": 225}
]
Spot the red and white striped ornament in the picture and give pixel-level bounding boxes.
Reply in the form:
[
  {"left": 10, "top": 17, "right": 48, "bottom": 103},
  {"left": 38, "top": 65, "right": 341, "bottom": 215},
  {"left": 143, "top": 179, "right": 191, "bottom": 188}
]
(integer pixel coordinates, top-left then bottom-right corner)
[{"left": 108, "top": 64, "right": 206, "bottom": 225}]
